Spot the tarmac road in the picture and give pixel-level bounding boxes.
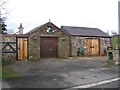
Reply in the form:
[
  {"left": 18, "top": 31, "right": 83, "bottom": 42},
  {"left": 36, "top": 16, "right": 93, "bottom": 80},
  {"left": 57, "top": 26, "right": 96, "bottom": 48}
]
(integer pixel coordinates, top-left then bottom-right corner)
[
  {"left": 93, "top": 80, "right": 120, "bottom": 88},
  {"left": 2, "top": 57, "right": 120, "bottom": 88}
]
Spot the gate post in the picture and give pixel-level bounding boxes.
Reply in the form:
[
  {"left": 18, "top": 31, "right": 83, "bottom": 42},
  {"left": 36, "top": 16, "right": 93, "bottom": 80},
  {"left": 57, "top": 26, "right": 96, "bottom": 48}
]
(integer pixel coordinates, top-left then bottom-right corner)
[{"left": 16, "top": 35, "right": 18, "bottom": 61}]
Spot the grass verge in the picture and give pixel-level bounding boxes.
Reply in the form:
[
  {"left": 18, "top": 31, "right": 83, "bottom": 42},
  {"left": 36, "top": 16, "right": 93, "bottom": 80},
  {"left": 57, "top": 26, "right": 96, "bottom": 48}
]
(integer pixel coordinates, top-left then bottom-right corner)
[
  {"left": 0, "top": 67, "right": 2, "bottom": 81},
  {"left": 2, "top": 61, "right": 22, "bottom": 80}
]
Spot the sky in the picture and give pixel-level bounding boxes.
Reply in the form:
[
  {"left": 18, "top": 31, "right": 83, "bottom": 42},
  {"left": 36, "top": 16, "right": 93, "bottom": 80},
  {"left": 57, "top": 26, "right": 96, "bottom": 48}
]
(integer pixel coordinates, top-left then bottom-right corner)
[{"left": 5, "top": 0, "right": 119, "bottom": 34}]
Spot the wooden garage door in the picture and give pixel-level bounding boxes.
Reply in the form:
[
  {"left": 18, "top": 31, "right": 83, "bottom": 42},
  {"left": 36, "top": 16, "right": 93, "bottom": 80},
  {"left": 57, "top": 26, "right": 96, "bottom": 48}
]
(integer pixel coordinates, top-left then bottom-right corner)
[
  {"left": 86, "top": 38, "right": 100, "bottom": 56},
  {"left": 40, "top": 37, "right": 58, "bottom": 58}
]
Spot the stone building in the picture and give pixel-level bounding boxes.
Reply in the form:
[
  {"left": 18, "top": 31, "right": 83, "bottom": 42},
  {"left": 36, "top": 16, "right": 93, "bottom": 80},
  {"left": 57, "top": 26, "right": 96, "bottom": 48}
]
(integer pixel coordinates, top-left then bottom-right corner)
[
  {"left": 61, "top": 26, "right": 111, "bottom": 57},
  {"left": 27, "top": 22, "right": 69, "bottom": 60},
  {"left": 2, "top": 22, "right": 70, "bottom": 61},
  {"left": 2, "top": 22, "right": 111, "bottom": 61}
]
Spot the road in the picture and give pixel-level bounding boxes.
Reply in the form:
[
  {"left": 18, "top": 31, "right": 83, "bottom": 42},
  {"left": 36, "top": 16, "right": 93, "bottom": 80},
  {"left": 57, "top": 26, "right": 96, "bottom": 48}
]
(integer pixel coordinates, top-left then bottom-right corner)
[
  {"left": 2, "top": 58, "right": 119, "bottom": 88},
  {"left": 93, "top": 80, "right": 120, "bottom": 88}
]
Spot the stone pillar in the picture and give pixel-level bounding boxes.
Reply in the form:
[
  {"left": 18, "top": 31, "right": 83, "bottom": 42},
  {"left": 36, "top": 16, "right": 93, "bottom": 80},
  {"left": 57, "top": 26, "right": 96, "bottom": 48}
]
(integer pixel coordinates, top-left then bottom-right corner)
[
  {"left": 114, "top": 49, "right": 120, "bottom": 65},
  {"left": 18, "top": 23, "right": 24, "bottom": 34}
]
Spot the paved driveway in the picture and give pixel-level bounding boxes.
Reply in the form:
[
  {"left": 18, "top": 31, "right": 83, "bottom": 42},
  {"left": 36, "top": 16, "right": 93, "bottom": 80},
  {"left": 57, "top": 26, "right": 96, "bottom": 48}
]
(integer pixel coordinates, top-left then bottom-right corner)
[{"left": 3, "top": 57, "right": 119, "bottom": 88}]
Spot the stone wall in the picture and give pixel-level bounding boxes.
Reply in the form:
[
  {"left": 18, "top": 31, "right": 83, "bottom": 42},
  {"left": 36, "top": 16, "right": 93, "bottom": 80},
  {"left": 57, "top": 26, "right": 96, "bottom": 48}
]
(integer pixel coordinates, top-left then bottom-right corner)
[
  {"left": 28, "top": 36, "right": 40, "bottom": 60},
  {"left": 1, "top": 33, "right": 111, "bottom": 61},
  {"left": 58, "top": 36, "right": 69, "bottom": 59},
  {"left": 71, "top": 36, "right": 86, "bottom": 57},
  {"left": 28, "top": 23, "right": 69, "bottom": 60},
  {"left": 71, "top": 36, "right": 111, "bottom": 57},
  {"left": 2, "top": 35, "right": 16, "bottom": 61},
  {"left": 100, "top": 37, "right": 111, "bottom": 55}
]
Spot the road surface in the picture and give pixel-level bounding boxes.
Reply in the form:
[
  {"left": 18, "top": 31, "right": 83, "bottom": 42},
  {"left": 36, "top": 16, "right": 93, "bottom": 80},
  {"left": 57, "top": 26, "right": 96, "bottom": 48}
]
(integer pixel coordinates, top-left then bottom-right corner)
[{"left": 93, "top": 80, "right": 120, "bottom": 88}]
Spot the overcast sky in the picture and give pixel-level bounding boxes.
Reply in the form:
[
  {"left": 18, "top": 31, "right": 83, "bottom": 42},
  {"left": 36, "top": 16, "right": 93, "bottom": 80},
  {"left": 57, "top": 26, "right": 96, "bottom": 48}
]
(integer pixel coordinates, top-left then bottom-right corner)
[{"left": 6, "top": 0, "right": 118, "bottom": 34}]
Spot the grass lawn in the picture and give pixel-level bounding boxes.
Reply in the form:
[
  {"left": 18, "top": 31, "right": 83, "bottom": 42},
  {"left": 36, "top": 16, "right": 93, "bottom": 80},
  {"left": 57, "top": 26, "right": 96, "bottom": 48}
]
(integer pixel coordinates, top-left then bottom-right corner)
[{"left": 2, "top": 61, "right": 22, "bottom": 80}]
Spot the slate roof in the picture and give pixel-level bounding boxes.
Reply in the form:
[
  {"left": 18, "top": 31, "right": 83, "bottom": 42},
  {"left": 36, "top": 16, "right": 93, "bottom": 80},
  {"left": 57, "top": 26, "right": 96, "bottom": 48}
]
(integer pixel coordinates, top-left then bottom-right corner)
[{"left": 61, "top": 26, "right": 111, "bottom": 37}]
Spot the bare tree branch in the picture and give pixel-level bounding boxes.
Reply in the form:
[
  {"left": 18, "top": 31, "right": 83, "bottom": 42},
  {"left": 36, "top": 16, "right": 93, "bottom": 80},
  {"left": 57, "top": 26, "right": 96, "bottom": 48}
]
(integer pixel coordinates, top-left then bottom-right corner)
[
  {"left": 0, "top": 0, "right": 8, "bottom": 17},
  {"left": 0, "top": 1, "right": 6, "bottom": 7}
]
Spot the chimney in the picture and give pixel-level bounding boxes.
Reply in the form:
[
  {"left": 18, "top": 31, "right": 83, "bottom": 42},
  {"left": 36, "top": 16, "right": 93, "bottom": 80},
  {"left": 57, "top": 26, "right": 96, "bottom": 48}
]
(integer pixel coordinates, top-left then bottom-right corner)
[{"left": 18, "top": 23, "right": 24, "bottom": 34}]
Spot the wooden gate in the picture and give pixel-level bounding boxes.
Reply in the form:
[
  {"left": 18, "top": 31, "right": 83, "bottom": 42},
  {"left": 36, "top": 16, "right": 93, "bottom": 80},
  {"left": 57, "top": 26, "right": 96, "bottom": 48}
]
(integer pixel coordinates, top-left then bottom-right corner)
[
  {"left": 17, "top": 37, "right": 28, "bottom": 61},
  {"left": 86, "top": 38, "right": 100, "bottom": 56},
  {"left": 2, "top": 42, "right": 16, "bottom": 53},
  {"left": 40, "top": 37, "right": 58, "bottom": 58},
  {"left": 2, "top": 35, "right": 28, "bottom": 61}
]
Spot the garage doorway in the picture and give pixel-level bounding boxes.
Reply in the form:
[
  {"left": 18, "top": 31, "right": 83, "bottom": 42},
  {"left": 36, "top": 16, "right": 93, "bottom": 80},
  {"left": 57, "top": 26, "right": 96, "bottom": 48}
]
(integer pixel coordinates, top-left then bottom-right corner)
[
  {"left": 40, "top": 37, "right": 58, "bottom": 58},
  {"left": 86, "top": 38, "right": 100, "bottom": 56}
]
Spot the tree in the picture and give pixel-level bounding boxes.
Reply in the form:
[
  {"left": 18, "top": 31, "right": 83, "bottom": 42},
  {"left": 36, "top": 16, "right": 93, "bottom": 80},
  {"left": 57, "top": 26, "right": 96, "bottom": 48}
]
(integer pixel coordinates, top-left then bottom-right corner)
[
  {"left": 0, "top": 18, "right": 7, "bottom": 34},
  {"left": 7, "top": 29, "right": 14, "bottom": 34},
  {"left": 1, "top": 22, "right": 7, "bottom": 34},
  {"left": 111, "top": 31, "right": 118, "bottom": 36},
  {"left": 0, "top": 0, "right": 8, "bottom": 34}
]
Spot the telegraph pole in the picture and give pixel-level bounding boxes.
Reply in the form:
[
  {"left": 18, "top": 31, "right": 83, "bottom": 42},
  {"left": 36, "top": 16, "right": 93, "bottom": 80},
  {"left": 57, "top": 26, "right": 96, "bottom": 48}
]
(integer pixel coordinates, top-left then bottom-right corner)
[
  {"left": 118, "top": 1, "right": 120, "bottom": 35},
  {"left": 118, "top": 1, "right": 120, "bottom": 63}
]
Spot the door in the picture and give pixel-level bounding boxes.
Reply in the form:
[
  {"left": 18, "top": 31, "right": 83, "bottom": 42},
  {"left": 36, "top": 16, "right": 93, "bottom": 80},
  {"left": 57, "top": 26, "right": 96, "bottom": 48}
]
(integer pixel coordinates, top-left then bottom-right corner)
[
  {"left": 40, "top": 37, "right": 58, "bottom": 58},
  {"left": 86, "top": 38, "right": 100, "bottom": 56},
  {"left": 18, "top": 37, "right": 28, "bottom": 60}
]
